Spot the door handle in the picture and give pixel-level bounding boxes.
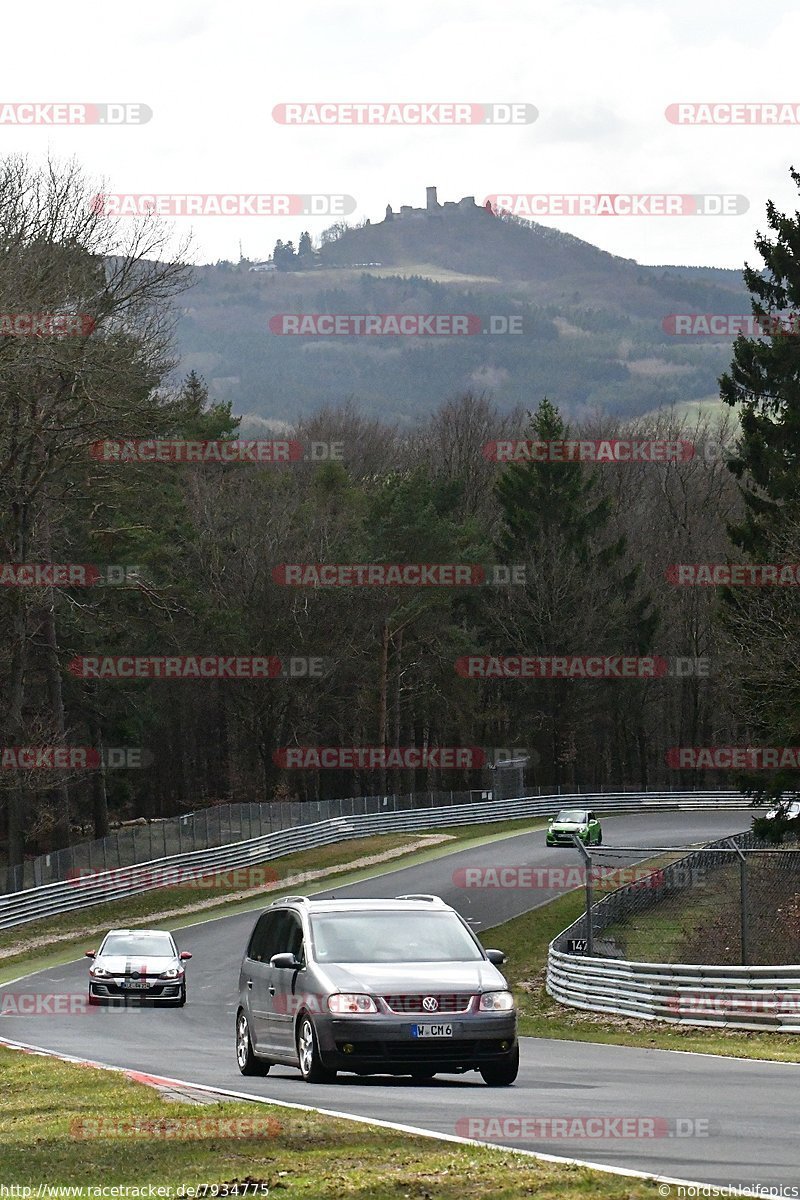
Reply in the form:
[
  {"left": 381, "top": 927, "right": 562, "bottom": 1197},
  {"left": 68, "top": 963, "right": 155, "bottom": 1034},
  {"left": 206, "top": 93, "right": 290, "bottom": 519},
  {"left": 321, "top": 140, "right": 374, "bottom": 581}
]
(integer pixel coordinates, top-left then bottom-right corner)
[
  {"left": 268, "top": 985, "right": 276, "bottom": 995},
  {"left": 247, "top": 980, "right": 253, "bottom": 989}
]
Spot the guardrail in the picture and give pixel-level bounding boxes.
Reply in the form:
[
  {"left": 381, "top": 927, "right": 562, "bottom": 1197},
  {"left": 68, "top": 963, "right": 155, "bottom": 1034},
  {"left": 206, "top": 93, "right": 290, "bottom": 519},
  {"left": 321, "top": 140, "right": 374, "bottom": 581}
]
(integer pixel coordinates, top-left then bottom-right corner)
[
  {"left": 0, "top": 790, "right": 748, "bottom": 931},
  {"left": 6, "top": 790, "right": 484, "bottom": 894},
  {"left": 10, "top": 782, "right": 752, "bottom": 895},
  {"left": 547, "top": 827, "right": 800, "bottom": 1032},
  {"left": 546, "top": 952, "right": 800, "bottom": 1032}
]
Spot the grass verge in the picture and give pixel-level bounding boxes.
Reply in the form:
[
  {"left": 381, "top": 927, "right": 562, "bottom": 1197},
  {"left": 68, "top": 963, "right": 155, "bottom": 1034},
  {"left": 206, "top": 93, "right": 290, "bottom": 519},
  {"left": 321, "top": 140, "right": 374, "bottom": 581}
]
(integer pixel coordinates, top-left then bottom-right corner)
[
  {"left": 484, "top": 892, "right": 800, "bottom": 1062},
  {"left": 0, "top": 1044, "right": 662, "bottom": 1198}
]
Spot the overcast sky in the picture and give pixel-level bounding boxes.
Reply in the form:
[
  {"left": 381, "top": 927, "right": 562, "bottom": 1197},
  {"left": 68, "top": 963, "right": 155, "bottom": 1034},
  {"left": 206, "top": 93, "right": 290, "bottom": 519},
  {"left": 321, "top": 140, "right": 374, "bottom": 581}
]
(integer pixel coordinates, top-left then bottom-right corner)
[{"left": 6, "top": 0, "right": 800, "bottom": 270}]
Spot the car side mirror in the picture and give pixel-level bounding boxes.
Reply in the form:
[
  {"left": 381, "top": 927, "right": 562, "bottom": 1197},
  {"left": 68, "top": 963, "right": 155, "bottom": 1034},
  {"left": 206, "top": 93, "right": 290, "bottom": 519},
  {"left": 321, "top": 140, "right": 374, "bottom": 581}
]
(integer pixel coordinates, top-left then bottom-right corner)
[
  {"left": 270, "top": 952, "right": 302, "bottom": 970},
  {"left": 485, "top": 948, "right": 507, "bottom": 965},
  {"left": 179, "top": 951, "right": 192, "bottom": 961},
  {"left": 84, "top": 950, "right": 95, "bottom": 959}
]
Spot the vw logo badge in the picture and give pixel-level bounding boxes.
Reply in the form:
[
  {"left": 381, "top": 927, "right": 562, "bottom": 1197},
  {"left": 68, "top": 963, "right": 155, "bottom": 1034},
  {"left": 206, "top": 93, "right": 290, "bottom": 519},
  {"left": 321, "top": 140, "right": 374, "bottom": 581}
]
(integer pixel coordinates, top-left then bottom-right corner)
[{"left": 422, "top": 995, "right": 439, "bottom": 1012}]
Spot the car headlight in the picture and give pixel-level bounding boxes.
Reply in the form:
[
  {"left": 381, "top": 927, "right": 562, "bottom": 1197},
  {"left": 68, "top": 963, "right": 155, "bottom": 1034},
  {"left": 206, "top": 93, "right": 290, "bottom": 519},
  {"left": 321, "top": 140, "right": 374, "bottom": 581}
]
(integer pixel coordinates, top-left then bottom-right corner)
[
  {"left": 479, "top": 991, "right": 514, "bottom": 1011},
  {"left": 327, "top": 993, "right": 378, "bottom": 1014},
  {"left": 159, "top": 967, "right": 183, "bottom": 979},
  {"left": 89, "top": 966, "right": 111, "bottom": 978}
]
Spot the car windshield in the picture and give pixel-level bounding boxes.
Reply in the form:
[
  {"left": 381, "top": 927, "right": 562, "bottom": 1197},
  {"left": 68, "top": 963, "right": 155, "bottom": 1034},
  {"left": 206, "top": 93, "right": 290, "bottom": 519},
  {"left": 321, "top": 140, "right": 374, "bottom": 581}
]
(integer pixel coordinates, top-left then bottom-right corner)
[
  {"left": 310, "top": 911, "right": 484, "bottom": 963},
  {"left": 101, "top": 934, "right": 174, "bottom": 957},
  {"left": 555, "top": 810, "right": 588, "bottom": 823}
]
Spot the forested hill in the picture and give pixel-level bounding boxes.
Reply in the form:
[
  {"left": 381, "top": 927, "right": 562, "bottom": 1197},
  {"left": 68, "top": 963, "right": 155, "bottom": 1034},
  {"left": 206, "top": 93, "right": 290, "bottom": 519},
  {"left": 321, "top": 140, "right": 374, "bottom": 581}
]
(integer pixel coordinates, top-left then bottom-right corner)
[{"left": 175, "top": 205, "right": 748, "bottom": 425}]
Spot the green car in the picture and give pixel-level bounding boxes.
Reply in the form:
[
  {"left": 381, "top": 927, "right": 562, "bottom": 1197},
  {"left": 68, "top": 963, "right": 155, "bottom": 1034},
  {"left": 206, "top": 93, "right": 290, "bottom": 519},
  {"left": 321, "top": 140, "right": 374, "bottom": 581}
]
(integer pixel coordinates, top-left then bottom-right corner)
[{"left": 546, "top": 808, "right": 602, "bottom": 847}]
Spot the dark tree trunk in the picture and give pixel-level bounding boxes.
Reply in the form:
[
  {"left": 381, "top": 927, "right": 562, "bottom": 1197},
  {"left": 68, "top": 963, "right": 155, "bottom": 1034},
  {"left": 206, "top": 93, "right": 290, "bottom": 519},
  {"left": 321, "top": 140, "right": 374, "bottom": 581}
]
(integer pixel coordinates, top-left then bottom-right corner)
[{"left": 90, "top": 716, "right": 110, "bottom": 838}]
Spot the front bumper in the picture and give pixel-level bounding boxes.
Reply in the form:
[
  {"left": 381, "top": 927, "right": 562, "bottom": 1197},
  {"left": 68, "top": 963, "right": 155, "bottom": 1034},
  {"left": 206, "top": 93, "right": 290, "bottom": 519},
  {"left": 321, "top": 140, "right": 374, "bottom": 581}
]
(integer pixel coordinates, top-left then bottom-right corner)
[
  {"left": 547, "top": 830, "right": 587, "bottom": 845},
  {"left": 88, "top": 978, "right": 183, "bottom": 1003},
  {"left": 315, "top": 1013, "right": 517, "bottom": 1072}
]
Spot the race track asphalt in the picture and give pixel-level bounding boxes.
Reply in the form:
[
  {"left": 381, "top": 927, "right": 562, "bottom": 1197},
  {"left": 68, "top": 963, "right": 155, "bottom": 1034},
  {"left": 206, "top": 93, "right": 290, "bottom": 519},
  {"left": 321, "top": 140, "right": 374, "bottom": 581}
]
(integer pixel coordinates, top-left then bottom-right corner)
[{"left": 3, "top": 810, "right": 795, "bottom": 1191}]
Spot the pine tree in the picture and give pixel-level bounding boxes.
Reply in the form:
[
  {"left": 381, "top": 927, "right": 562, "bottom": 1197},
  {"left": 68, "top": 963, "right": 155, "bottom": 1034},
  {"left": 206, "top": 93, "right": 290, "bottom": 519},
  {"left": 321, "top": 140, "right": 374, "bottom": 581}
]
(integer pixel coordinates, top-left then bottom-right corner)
[
  {"left": 496, "top": 398, "right": 612, "bottom": 563},
  {"left": 721, "top": 165, "right": 800, "bottom": 555},
  {"left": 492, "top": 398, "right": 658, "bottom": 786},
  {"left": 718, "top": 167, "right": 800, "bottom": 808}
]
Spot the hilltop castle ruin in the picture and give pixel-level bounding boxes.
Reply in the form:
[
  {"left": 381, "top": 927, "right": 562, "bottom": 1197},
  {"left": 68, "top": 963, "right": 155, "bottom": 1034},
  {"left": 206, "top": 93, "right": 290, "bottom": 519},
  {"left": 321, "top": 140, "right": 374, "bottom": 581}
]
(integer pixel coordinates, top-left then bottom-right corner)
[{"left": 383, "top": 186, "right": 493, "bottom": 222}]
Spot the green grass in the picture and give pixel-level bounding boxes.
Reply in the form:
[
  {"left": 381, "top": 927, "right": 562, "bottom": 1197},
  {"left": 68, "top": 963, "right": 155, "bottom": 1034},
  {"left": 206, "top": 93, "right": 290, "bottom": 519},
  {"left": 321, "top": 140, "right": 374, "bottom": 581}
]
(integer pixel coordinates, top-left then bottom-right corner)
[
  {"left": 311, "top": 262, "right": 502, "bottom": 284},
  {"left": 483, "top": 892, "right": 800, "bottom": 1061},
  {"left": 640, "top": 396, "right": 729, "bottom": 425},
  {"left": 598, "top": 872, "right": 733, "bottom": 965},
  {"left": 0, "top": 818, "right": 547, "bottom": 982},
  {"left": 0, "top": 1045, "right": 663, "bottom": 1197}
]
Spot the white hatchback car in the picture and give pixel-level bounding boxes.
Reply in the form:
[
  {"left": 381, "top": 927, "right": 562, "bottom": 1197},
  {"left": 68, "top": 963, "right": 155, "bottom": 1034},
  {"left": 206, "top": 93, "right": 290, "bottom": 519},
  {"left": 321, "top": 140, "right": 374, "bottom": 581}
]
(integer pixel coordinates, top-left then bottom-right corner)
[{"left": 86, "top": 928, "right": 191, "bottom": 1006}]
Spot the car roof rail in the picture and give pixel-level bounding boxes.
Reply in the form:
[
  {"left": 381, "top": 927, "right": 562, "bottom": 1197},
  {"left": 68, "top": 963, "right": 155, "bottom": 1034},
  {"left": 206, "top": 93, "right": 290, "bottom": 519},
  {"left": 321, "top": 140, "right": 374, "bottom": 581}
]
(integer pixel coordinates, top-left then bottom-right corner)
[
  {"left": 271, "top": 895, "right": 310, "bottom": 906},
  {"left": 394, "top": 893, "right": 445, "bottom": 903}
]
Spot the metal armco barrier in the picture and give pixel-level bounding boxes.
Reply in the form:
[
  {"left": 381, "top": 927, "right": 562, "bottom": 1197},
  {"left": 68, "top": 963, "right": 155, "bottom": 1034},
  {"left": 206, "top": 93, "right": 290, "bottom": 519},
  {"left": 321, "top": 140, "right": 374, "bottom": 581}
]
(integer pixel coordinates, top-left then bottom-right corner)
[
  {"left": 547, "top": 825, "right": 800, "bottom": 1032},
  {"left": 0, "top": 790, "right": 746, "bottom": 931},
  {"left": 547, "top": 952, "right": 800, "bottom": 1033}
]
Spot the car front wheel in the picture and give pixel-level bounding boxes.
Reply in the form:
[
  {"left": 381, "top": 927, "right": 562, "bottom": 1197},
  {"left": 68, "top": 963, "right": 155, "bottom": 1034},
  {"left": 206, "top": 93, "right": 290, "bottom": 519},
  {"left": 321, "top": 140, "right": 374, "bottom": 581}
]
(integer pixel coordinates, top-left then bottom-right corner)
[
  {"left": 236, "top": 1010, "right": 270, "bottom": 1076},
  {"left": 479, "top": 1044, "right": 519, "bottom": 1086},
  {"left": 297, "top": 1016, "right": 336, "bottom": 1083}
]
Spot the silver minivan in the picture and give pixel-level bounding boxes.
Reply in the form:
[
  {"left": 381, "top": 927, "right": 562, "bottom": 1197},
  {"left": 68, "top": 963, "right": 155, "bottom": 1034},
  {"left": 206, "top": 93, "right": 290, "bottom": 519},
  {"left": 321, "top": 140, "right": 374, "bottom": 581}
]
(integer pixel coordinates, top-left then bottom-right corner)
[{"left": 236, "top": 894, "right": 518, "bottom": 1085}]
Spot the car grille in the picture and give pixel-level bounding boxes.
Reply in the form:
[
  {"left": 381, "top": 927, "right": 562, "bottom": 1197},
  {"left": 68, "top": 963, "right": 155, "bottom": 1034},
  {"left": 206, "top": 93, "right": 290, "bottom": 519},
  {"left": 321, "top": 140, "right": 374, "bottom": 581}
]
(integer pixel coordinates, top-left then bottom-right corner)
[
  {"left": 95, "top": 979, "right": 174, "bottom": 988},
  {"left": 382, "top": 994, "right": 474, "bottom": 1014}
]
